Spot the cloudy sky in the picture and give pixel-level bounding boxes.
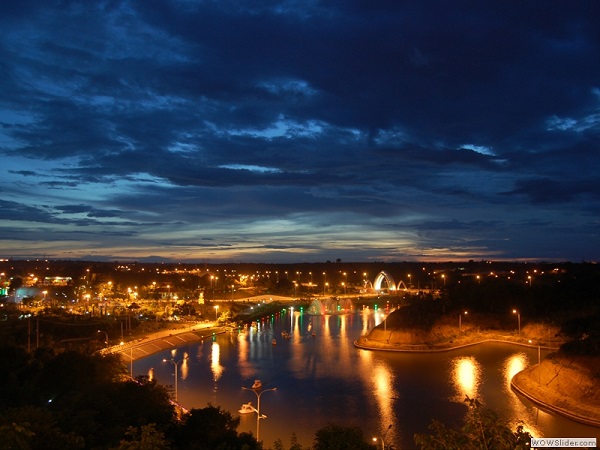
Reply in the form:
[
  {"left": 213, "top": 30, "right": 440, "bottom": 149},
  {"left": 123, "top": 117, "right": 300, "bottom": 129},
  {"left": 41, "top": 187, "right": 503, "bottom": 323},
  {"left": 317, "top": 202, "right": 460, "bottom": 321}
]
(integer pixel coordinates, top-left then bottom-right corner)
[{"left": 1, "top": 1, "right": 599, "bottom": 263}]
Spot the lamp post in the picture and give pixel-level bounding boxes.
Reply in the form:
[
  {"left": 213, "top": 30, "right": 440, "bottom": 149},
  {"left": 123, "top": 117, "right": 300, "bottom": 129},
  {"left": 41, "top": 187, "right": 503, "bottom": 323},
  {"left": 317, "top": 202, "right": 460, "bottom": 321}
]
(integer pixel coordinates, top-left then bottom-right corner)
[
  {"left": 97, "top": 330, "right": 108, "bottom": 347},
  {"left": 459, "top": 311, "right": 468, "bottom": 331},
  {"left": 214, "top": 305, "right": 219, "bottom": 323},
  {"left": 121, "top": 341, "right": 133, "bottom": 377},
  {"left": 242, "top": 381, "right": 276, "bottom": 442},
  {"left": 529, "top": 339, "right": 542, "bottom": 384},
  {"left": 163, "top": 356, "right": 188, "bottom": 402},
  {"left": 513, "top": 309, "right": 521, "bottom": 337},
  {"left": 372, "top": 424, "right": 392, "bottom": 450}
]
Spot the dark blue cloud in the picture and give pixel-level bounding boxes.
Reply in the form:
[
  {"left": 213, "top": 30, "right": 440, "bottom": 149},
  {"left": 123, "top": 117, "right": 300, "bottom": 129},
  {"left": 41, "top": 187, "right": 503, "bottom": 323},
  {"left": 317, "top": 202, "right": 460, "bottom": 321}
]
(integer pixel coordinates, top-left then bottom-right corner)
[{"left": 0, "top": 0, "right": 599, "bottom": 262}]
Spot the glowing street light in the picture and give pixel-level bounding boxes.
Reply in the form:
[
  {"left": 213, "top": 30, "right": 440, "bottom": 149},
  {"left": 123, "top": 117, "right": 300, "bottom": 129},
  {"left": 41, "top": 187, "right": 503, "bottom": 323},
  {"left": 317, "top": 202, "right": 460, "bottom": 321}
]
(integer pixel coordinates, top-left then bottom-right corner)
[
  {"left": 242, "top": 380, "right": 277, "bottom": 442},
  {"left": 513, "top": 309, "right": 521, "bottom": 336},
  {"left": 373, "top": 424, "right": 392, "bottom": 449},
  {"left": 121, "top": 341, "right": 133, "bottom": 377},
  {"left": 97, "top": 330, "right": 108, "bottom": 347},
  {"left": 459, "top": 311, "right": 468, "bottom": 331},
  {"left": 214, "top": 305, "right": 219, "bottom": 322},
  {"left": 163, "top": 355, "right": 188, "bottom": 402}
]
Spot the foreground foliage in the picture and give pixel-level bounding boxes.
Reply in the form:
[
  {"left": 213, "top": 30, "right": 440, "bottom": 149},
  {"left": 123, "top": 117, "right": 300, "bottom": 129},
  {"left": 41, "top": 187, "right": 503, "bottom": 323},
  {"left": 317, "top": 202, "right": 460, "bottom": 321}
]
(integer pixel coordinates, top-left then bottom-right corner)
[
  {"left": 414, "top": 397, "right": 531, "bottom": 450},
  {"left": 0, "top": 344, "right": 381, "bottom": 449}
]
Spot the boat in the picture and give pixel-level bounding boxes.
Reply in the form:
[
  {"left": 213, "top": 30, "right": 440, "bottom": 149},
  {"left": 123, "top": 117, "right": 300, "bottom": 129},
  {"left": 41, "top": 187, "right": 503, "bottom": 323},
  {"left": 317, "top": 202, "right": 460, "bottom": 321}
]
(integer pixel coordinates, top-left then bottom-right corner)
[{"left": 239, "top": 402, "right": 255, "bottom": 414}]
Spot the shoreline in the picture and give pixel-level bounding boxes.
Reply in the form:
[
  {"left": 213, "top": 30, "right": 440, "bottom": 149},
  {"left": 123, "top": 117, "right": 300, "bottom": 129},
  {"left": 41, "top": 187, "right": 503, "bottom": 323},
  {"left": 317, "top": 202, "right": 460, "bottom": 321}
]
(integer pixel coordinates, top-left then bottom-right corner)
[
  {"left": 107, "top": 322, "right": 230, "bottom": 363},
  {"left": 511, "top": 367, "right": 600, "bottom": 428},
  {"left": 354, "top": 332, "right": 600, "bottom": 429},
  {"left": 353, "top": 329, "right": 561, "bottom": 352}
]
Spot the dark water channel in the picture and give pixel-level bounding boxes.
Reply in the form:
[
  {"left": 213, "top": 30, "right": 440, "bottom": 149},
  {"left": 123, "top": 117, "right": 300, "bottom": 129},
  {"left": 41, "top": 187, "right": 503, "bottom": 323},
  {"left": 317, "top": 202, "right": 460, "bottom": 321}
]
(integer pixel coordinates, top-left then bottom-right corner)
[{"left": 135, "top": 309, "right": 599, "bottom": 449}]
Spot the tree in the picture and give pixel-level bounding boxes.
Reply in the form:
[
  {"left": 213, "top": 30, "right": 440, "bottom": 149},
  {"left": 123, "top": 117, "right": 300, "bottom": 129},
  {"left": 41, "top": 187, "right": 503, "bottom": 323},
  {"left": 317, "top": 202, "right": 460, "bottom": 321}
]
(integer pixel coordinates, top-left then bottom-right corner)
[
  {"left": 414, "top": 397, "right": 531, "bottom": 450},
  {"left": 273, "top": 433, "right": 306, "bottom": 450},
  {"left": 113, "top": 423, "right": 170, "bottom": 450},
  {"left": 312, "top": 424, "right": 376, "bottom": 450},
  {"left": 171, "top": 405, "right": 262, "bottom": 450}
]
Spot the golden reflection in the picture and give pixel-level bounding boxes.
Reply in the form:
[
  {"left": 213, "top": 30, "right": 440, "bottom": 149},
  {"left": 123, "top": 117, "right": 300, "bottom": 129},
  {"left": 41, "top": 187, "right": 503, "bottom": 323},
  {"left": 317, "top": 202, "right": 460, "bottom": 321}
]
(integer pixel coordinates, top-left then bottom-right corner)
[
  {"left": 147, "top": 367, "right": 154, "bottom": 382},
  {"left": 338, "top": 314, "right": 347, "bottom": 340},
  {"left": 323, "top": 314, "right": 331, "bottom": 337},
  {"left": 237, "top": 326, "right": 254, "bottom": 378},
  {"left": 372, "top": 362, "right": 397, "bottom": 429},
  {"left": 211, "top": 342, "right": 224, "bottom": 381},
  {"left": 180, "top": 352, "right": 189, "bottom": 380},
  {"left": 451, "top": 356, "right": 481, "bottom": 400},
  {"left": 356, "top": 349, "right": 399, "bottom": 444},
  {"left": 503, "top": 352, "right": 527, "bottom": 389},
  {"left": 293, "top": 311, "right": 301, "bottom": 340},
  {"left": 361, "top": 307, "right": 370, "bottom": 334},
  {"left": 502, "top": 352, "right": 543, "bottom": 438}
]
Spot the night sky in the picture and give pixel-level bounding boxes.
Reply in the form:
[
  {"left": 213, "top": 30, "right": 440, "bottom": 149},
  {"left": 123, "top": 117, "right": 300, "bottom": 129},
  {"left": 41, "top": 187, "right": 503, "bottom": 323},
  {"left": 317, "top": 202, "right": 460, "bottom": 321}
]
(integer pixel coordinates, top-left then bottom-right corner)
[{"left": 1, "top": 1, "right": 599, "bottom": 263}]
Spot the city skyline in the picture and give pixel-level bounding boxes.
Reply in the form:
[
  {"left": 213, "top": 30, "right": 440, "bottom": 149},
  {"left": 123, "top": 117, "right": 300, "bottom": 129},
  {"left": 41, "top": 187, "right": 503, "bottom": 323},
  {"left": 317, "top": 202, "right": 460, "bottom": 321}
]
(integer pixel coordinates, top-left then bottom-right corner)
[{"left": 1, "top": 1, "right": 599, "bottom": 263}]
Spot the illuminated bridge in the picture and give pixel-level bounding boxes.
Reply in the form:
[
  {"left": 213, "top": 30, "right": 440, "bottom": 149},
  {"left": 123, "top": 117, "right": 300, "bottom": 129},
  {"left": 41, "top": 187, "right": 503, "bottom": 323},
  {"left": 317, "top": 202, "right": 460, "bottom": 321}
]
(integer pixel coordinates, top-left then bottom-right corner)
[{"left": 373, "top": 270, "right": 408, "bottom": 292}]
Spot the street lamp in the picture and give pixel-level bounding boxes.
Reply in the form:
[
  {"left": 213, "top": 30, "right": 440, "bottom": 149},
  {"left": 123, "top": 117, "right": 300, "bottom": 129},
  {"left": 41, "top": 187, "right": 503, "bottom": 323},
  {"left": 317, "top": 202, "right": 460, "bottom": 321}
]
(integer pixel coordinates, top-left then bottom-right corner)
[
  {"left": 121, "top": 341, "right": 133, "bottom": 377},
  {"left": 97, "top": 330, "right": 108, "bottom": 347},
  {"left": 459, "top": 311, "right": 468, "bottom": 331},
  {"left": 442, "top": 274, "right": 445, "bottom": 286},
  {"left": 373, "top": 424, "right": 392, "bottom": 450},
  {"left": 513, "top": 309, "right": 521, "bottom": 337},
  {"left": 242, "top": 380, "right": 277, "bottom": 442},
  {"left": 163, "top": 356, "right": 188, "bottom": 402}
]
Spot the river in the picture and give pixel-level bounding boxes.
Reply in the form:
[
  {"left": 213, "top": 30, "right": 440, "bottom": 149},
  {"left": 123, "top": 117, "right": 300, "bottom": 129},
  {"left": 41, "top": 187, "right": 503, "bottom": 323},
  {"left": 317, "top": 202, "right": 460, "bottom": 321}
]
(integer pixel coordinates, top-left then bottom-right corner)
[{"left": 134, "top": 308, "right": 599, "bottom": 449}]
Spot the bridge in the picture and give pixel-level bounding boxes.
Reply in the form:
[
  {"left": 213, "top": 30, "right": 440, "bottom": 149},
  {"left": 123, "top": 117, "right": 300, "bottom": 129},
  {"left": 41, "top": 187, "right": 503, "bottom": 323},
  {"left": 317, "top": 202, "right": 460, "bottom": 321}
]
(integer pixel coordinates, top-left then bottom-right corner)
[{"left": 373, "top": 270, "right": 408, "bottom": 292}]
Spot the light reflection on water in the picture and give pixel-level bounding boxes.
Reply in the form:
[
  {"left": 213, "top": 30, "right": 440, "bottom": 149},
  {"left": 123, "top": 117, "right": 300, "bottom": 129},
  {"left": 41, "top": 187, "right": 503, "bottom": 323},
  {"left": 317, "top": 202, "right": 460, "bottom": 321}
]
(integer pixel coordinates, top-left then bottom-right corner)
[
  {"left": 211, "top": 343, "right": 223, "bottom": 382},
  {"left": 136, "top": 311, "right": 598, "bottom": 449},
  {"left": 502, "top": 352, "right": 544, "bottom": 438},
  {"left": 180, "top": 352, "right": 189, "bottom": 380},
  {"left": 451, "top": 356, "right": 481, "bottom": 400}
]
